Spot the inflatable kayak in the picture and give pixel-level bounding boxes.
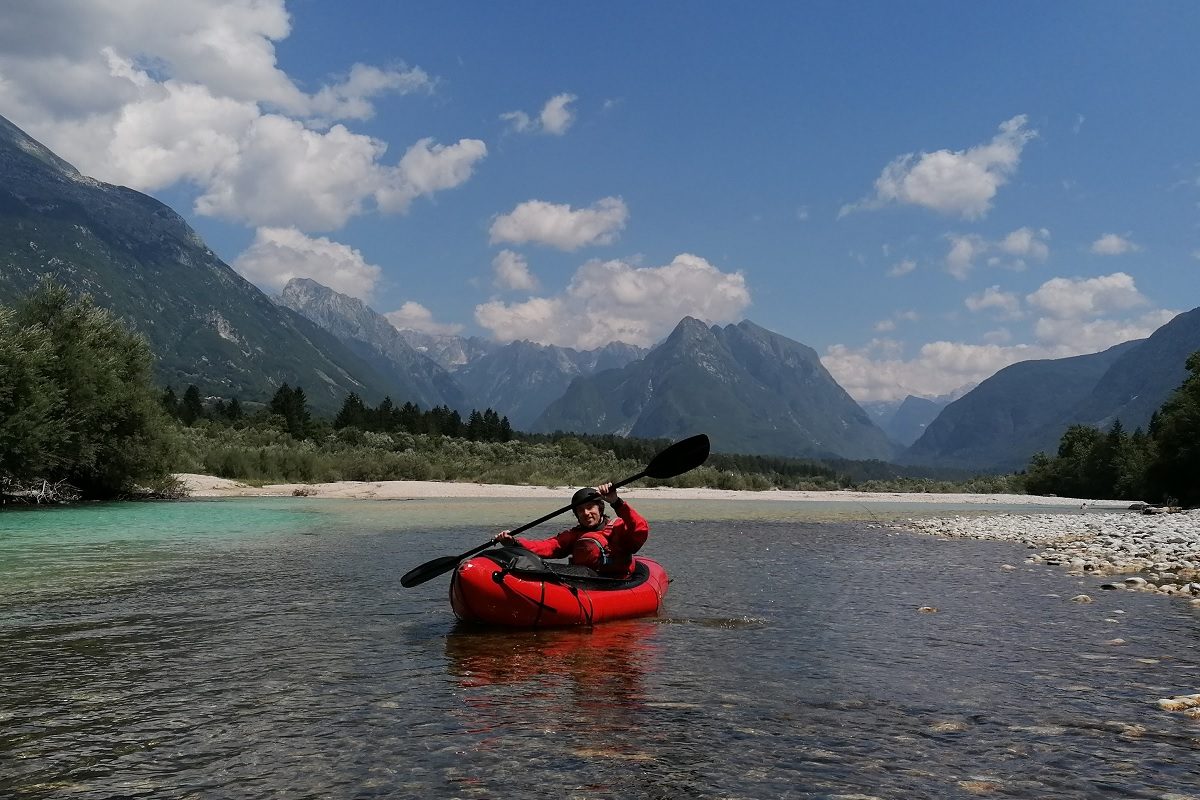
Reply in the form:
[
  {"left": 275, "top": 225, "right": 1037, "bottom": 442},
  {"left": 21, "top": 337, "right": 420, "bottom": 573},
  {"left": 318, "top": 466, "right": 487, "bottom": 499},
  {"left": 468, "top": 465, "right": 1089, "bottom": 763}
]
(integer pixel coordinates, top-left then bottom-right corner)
[{"left": 450, "top": 546, "right": 669, "bottom": 627}]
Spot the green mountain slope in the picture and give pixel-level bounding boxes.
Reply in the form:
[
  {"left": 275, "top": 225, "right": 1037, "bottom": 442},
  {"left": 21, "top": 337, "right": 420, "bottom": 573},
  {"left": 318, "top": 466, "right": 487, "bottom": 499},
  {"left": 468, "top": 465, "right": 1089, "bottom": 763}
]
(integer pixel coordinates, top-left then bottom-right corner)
[
  {"left": 904, "top": 306, "right": 1200, "bottom": 471},
  {"left": 901, "top": 341, "right": 1142, "bottom": 470},
  {"left": 1065, "top": 306, "right": 1200, "bottom": 432},
  {"left": 278, "top": 278, "right": 469, "bottom": 411},
  {"left": 0, "top": 114, "right": 407, "bottom": 413},
  {"left": 533, "top": 317, "right": 896, "bottom": 460}
]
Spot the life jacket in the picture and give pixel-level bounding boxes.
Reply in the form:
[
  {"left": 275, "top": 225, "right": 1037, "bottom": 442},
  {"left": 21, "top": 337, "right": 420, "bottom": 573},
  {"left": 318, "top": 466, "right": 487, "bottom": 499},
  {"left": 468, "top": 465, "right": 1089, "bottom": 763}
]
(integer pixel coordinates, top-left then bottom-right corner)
[
  {"left": 569, "top": 516, "right": 635, "bottom": 576},
  {"left": 571, "top": 530, "right": 614, "bottom": 571},
  {"left": 516, "top": 503, "right": 649, "bottom": 578}
]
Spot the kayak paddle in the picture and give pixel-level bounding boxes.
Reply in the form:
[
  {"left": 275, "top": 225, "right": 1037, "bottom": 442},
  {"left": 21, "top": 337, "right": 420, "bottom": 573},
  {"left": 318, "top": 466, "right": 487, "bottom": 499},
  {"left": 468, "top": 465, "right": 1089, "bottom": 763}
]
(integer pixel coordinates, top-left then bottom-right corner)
[{"left": 399, "top": 433, "right": 710, "bottom": 588}]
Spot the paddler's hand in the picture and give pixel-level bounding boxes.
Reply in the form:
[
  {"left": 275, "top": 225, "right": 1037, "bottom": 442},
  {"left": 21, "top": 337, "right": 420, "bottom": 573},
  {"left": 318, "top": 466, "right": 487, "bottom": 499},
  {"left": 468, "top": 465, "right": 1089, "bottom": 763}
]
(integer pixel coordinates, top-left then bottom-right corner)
[
  {"left": 597, "top": 482, "right": 620, "bottom": 504},
  {"left": 494, "top": 530, "right": 517, "bottom": 546}
]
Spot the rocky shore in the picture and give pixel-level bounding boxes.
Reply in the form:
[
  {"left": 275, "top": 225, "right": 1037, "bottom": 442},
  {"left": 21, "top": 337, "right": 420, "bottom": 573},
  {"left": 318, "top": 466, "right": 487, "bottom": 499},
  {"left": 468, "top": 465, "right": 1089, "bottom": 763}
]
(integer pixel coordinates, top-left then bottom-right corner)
[{"left": 897, "top": 507, "right": 1200, "bottom": 605}]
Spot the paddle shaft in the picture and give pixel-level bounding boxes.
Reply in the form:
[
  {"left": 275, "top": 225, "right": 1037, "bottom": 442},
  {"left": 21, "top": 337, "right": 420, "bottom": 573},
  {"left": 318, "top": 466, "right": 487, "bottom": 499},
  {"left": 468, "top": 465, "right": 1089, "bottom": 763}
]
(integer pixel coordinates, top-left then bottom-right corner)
[
  {"left": 506, "top": 470, "right": 646, "bottom": 537},
  {"left": 399, "top": 434, "right": 709, "bottom": 588}
]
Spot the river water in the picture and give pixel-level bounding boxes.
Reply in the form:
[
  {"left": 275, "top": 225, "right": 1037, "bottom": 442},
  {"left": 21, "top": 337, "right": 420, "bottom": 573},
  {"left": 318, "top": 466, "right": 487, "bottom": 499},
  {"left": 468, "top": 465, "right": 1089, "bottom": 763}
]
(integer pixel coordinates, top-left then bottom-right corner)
[{"left": 2, "top": 497, "right": 1198, "bottom": 799}]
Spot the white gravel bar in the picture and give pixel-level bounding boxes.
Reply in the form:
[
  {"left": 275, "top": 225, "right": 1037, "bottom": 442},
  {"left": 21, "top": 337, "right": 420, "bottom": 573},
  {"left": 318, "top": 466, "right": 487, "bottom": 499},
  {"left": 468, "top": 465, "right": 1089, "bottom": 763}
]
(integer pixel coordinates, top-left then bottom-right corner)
[{"left": 895, "top": 506, "right": 1200, "bottom": 601}]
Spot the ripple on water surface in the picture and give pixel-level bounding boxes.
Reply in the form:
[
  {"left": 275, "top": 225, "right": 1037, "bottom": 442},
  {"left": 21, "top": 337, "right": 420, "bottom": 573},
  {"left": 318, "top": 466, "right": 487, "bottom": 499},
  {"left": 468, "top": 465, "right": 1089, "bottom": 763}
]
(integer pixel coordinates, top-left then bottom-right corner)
[{"left": 2, "top": 498, "right": 1199, "bottom": 798}]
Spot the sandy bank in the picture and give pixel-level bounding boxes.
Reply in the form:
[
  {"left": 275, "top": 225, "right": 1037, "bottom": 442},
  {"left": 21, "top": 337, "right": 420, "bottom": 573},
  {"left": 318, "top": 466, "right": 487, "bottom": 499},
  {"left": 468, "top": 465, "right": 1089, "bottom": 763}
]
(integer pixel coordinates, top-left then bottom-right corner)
[{"left": 175, "top": 473, "right": 1119, "bottom": 508}]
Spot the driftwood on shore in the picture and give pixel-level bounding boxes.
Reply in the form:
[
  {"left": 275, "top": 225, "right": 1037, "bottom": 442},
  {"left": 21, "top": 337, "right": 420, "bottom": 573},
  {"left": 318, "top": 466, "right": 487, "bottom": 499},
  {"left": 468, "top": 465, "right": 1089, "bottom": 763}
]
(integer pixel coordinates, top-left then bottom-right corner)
[
  {"left": 0, "top": 478, "right": 82, "bottom": 506},
  {"left": 0, "top": 475, "right": 186, "bottom": 505}
]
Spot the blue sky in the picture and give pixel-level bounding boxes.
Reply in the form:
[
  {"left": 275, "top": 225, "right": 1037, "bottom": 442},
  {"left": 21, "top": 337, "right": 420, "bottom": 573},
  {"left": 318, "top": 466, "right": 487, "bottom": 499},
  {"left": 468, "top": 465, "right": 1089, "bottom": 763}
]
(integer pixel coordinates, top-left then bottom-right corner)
[{"left": 1, "top": 1, "right": 1196, "bottom": 401}]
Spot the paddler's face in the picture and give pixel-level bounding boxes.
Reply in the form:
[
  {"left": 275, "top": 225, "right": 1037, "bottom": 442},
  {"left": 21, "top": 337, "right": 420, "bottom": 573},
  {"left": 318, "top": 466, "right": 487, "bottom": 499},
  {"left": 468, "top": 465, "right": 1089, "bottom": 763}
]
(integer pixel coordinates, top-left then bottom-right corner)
[{"left": 575, "top": 501, "right": 603, "bottom": 527}]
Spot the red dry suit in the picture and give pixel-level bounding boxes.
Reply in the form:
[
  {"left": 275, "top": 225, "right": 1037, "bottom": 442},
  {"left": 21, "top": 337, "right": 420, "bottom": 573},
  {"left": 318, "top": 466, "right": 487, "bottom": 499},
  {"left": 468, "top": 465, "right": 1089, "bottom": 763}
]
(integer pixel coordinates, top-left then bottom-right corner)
[{"left": 515, "top": 500, "right": 649, "bottom": 578}]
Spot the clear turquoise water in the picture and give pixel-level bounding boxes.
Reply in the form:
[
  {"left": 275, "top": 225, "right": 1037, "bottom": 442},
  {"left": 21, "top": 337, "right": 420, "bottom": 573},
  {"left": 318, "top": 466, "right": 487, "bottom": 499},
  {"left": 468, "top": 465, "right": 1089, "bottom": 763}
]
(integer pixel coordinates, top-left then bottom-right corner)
[{"left": 2, "top": 498, "right": 1198, "bottom": 799}]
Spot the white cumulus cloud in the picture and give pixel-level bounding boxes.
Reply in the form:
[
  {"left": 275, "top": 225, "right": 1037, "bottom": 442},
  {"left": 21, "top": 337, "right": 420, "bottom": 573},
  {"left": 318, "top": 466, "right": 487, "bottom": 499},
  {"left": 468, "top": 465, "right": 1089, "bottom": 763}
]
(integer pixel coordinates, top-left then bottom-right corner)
[
  {"left": 489, "top": 197, "right": 628, "bottom": 250},
  {"left": 384, "top": 302, "right": 464, "bottom": 336},
  {"left": 193, "top": 116, "right": 385, "bottom": 229},
  {"left": 945, "top": 234, "right": 986, "bottom": 279},
  {"left": 825, "top": 271, "right": 1177, "bottom": 401},
  {"left": 539, "top": 93, "right": 577, "bottom": 135},
  {"left": 233, "top": 227, "right": 381, "bottom": 299},
  {"left": 1090, "top": 233, "right": 1140, "bottom": 256},
  {"left": 0, "top": 0, "right": 480, "bottom": 233},
  {"left": 475, "top": 253, "right": 750, "bottom": 349},
  {"left": 965, "top": 285, "right": 1023, "bottom": 319},
  {"left": 1032, "top": 311, "right": 1178, "bottom": 352},
  {"left": 842, "top": 115, "right": 1036, "bottom": 219},
  {"left": 376, "top": 137, "right": 489, "bottom": 215},
  {"left": 825, "top": 339, "right": 1046, "bottom": 403},
  {"left": 1000, "top": 227, "right": 1051, "bottom": 262},
  {"left": 501, "top": 92, "right": 578, "bottom": 135},
  {"left": 944, "top": 227, "right": 1049, "bottom": 279},
  {"left": 1025, "top": 272, "right": 1147, "bottom": 319},
  {"left": 492, "top": 250, "right": 538, "bottom": 291}
]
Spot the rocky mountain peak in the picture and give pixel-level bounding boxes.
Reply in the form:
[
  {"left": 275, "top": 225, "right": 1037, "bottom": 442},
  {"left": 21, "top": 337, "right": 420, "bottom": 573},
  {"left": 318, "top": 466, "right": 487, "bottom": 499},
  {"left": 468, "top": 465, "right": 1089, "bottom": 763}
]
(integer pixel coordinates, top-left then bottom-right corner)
[{"left": 0, "top": 114, "right": 87, "bottom": 182}]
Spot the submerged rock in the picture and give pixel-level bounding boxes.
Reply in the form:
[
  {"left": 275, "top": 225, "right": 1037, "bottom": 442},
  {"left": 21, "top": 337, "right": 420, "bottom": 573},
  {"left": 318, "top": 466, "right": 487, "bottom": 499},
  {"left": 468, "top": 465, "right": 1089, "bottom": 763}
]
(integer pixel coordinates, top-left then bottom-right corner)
[{"left": 1157, "top": 693, "right": 1200, "bottom": 712}]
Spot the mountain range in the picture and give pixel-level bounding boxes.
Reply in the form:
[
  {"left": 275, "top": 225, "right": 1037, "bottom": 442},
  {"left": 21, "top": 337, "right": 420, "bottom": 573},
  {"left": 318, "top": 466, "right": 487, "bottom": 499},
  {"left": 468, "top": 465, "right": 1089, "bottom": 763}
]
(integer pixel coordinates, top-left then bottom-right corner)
[
  {"left": 533, "top": 317, "right": 898, "bottom": 461},
  {"left": 862, "top": 391, "right": 962, "bottom": 448},
  {"left": 0, "top": 114, "right": 408, "bottom": 414},
  {"left": 2, "top": 111, "right": 1198, "bottom": 468},
  {"left": 904, "top": 306, "right": 1200, "bottom": 470},
  {"left": 280, "top": 279, "right": 893, "bottom": 456},
  {"left": 278, "top": 278, "right": 469, "bottom": 411},
  {"left": 279, "top": 277, "right": 646, "bottom": 429}
]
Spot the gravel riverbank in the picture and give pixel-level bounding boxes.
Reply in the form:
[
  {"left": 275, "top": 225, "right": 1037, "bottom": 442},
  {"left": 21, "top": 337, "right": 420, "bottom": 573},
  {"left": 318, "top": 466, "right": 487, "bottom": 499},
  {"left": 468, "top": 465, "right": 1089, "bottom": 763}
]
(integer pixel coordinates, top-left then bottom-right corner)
[{"left": 896, "top": 507, "right": 1200, "bottom": 604}]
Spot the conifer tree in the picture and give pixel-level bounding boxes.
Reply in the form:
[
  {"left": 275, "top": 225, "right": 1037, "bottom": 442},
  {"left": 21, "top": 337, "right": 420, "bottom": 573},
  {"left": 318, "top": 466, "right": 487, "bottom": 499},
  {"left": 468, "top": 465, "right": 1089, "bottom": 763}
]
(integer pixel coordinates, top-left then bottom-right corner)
[
  {"left": 399, "top": 401, "right": 421, "bottom": 433},
  {"left": 377, "top": 396, "right": 396, "bottom": 432},
  {"left": 466, "top": 409, "right": 485, "bottom": 440},
  {"left": 161, "top": 387, "right": 179, "bottom": 419},
  {"left": 482, "top": 408, "right": 500, "bottom": 441},
  {"left": 181, "top": 385, "right": 204, "bottom": 425},
  {"left": 270, "top": 383, "right": 311, "bottom": 438},
  {"left": 335, "top": 392, "right": 368, "bottom": 429}
]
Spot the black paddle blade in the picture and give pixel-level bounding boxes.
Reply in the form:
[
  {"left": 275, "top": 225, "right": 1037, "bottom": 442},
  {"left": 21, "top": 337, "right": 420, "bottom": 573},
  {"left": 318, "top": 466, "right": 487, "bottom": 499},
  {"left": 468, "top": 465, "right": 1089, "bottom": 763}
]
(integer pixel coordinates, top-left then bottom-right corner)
[
  {"left": 400, "top": 555, "right": 462, "bottom": 588},
  {"left": 644, "top": 433, "right": 710, "bottom": 479}
]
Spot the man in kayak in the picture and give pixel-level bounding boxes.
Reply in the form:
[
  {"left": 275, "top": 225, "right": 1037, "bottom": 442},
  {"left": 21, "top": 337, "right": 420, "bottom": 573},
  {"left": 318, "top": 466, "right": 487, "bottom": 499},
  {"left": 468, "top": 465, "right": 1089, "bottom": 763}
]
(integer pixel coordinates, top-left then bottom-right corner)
[{"left": 494, "top": 482, "right": 649, "bottom": 578}]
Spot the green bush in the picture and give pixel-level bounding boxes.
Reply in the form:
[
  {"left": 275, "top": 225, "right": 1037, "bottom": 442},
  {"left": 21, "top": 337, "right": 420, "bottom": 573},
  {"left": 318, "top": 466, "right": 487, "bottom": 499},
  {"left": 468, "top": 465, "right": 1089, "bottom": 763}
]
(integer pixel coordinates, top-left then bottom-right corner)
[{"left": 1, "top": 282, "right": 179, "bottom": 499}]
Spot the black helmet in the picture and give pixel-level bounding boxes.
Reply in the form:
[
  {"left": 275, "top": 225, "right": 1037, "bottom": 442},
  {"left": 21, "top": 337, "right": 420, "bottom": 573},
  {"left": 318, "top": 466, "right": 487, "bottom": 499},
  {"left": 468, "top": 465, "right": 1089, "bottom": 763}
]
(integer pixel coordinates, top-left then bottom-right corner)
[{"left": 571, "top": 487, "right": 602, "bottom": 507}]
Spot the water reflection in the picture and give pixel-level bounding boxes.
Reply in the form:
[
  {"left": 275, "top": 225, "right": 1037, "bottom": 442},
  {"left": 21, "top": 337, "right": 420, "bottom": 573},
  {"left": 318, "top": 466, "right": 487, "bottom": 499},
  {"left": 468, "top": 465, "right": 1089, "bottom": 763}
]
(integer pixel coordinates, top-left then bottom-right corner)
[{"left": 445, "top": 622, "right": 659, "bottom": 747}]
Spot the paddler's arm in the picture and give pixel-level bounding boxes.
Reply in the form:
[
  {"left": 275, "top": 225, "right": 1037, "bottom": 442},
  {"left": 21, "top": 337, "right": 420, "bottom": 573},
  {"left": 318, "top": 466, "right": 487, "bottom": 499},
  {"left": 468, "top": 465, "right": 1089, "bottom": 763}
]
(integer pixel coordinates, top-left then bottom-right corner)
[
  {"left": 494, "top": 529, "right": 572, "bottom": 558},
  {"left": 599, "top": 483, "right": 649, "bottom": 553}
]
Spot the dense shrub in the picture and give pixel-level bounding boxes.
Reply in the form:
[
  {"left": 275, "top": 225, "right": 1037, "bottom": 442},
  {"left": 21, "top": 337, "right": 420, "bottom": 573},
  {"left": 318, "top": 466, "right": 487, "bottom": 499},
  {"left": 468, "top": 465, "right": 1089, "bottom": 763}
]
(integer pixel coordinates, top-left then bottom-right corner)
[{"left": 0, "top": 282, "right": 180, "bottom": 500}]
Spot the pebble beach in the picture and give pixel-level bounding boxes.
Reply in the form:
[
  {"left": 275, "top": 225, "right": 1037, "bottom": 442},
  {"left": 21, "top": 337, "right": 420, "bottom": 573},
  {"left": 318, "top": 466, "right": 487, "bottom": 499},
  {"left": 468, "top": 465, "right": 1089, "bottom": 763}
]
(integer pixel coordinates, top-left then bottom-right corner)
[{"left": 896, "top": 506, "right": 1200, "bottom": 605}]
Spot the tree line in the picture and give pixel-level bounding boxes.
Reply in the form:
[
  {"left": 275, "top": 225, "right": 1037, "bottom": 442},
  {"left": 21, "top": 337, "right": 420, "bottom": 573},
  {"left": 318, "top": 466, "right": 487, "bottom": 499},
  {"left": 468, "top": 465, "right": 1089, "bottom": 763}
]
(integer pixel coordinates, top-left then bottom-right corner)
[
  {"left": 162, "top": 380, "right": 515, "bottom": 444},
  {"left": 1023, "top": 351, "right": 1200, "bottom": 507},
  {"left": 2, "top": 281, "right": 1198, "bottom": 505}
]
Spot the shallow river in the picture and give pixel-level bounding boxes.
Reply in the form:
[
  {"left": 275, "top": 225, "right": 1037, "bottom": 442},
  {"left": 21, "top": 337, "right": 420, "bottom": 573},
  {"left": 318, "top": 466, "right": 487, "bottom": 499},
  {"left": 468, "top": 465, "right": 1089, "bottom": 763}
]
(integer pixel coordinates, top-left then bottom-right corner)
[{"left": 2, "top": 497, "right": 1198, "bottom": 799}]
